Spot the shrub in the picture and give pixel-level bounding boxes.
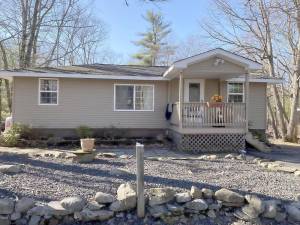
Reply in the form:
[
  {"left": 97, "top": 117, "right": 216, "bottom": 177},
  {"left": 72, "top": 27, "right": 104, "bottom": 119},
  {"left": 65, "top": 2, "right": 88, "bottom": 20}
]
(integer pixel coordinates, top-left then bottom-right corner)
[
  {"left": 76, "top": 126, "right": 93, "bottom": 139},
  {"left": 0, "top": 123, "right": 29, "bottom": 147}
]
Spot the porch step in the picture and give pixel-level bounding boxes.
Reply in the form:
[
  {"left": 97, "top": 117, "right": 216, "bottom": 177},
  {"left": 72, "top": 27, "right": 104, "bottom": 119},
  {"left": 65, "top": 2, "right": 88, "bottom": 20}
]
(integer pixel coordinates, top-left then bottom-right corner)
[{"left": 245, "top": 132, "right": 271, "bottom": 153}]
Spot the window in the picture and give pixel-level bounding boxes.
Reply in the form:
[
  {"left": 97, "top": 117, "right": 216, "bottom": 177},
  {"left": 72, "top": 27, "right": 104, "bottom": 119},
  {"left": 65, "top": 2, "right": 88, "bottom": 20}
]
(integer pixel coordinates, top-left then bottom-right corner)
[
  {"left": 114, "top": 84, "right": 154, "bottom": 111},
  {"left": 39, "top": 78, "right": 58, "bottom": 105},
  {"left": 227, "top": 82, "right": 244, "bottom": 103}
]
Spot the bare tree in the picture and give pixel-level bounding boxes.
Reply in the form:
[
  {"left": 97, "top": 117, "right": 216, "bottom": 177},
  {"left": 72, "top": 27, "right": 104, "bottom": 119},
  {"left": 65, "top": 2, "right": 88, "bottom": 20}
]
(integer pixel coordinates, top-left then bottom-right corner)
[{"left": 202, "top": 0, "right": 300, "bottom": 141}]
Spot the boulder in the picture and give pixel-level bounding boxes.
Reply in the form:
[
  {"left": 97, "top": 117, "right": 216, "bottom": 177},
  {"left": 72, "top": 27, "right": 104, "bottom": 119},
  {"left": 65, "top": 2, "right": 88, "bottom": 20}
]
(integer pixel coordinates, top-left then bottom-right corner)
[
  {"left": 0, "top": 198, "right": 14, "bottom": 214},
  {"left": 275, "top": 212, "right": 286, "bottom": 222},
  {"left": 190, "top": 186, "right": 202, "bottom": 199},
  {"left": 184, "top": 199, "right": 208, "bottom": 211},
  {"left": 207, "top": 155, "right": 218, "bottom": 160},
  {"left": 286, "top": 204, "right": 300, "bottom": 222},
  {"left": 296, "top": 194, "right": 300, "bottom": 202},
  {"left": 241, "top": 205, "right": 260, "bottom": 219},
  {"left": 294, "top": 171, "right": 300, "bottom": 177},
  {"left": 166, "top": 204, "right": 184, "bottom": 216},
  {"left": 80, "top": 209, "right": 114, "bottom": 221},
  {"left": 60, "top": 196, "right": 85, "bottom": 212},
  {"left": 102, "top": 153, "right": 117, "bottom": 158},
  {"left": 245, "top": 195, "right": 265, "bottom": 214},
  {"left": 148, "top": 205, "right": 169, "bottom": 218},
  {"left": 0, "top": 215, "right": 10, "bottom": 225},
  {"left": 0, "top": 164, "right": 22, "bottom": 173},
  {"left": 148, "top": 188, "right": 175, "bottom": 206},
  {"left": 262, "top": 200, "right": 278, "bottom": 219},
  {"left": 276, "top": 166, "right": 297, "bottom": 173},
  {"left": 234, "top": 209, "right": 259, "bottom": 222},
  {"left": 201, "top": 188, "right": 214, "bottom": 199},
  {"left": 11, "top": 212, "right": 21, "bottom": 221},
  {"left": 109, "top": 183, "right": 136, "bottom": 211},
  {"left": 175, "top": 192, "right": 192, "bottom": 203},
  {"left": 15, "top": 197, "right": 35, "bottom": 213},
  {"left": 215, "top": 188, "right": 244, "bottom": 207},
  {"left": 207, "top": 209, "right": 217, "bottom": 218},
  {"left": 85, "top": 201, "right": 105, "bottom": 211},
  {"left": 28, "top": 215, "right": 41, "bottom": 225},
  {"left": 94, "top": 192, "right": 114, "bottom": 204},
  {"left": 47, "top": 201, "right": 71, "bottom": 216},
  {"left": 27, "top": 205, "right": 52, "bottom": 216}
]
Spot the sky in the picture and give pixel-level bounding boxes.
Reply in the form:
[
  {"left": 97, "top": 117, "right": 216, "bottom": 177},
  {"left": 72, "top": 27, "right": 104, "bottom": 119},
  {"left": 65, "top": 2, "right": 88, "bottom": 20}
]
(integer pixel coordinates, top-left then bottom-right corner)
[{"left": 93, "top": 0, "right": 214, "bottom": 63}]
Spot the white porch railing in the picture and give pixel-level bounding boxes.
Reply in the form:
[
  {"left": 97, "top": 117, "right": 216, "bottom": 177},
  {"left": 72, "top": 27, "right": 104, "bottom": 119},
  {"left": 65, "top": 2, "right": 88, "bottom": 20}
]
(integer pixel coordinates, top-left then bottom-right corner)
[{"left": 171, "top": 102, "right": 246, "bottom": 128}]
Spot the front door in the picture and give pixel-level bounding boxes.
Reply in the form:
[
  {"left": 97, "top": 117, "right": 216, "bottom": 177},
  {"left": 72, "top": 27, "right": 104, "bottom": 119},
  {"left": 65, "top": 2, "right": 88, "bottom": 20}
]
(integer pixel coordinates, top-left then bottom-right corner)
[{"left": 184, "top": 79, "right": 205, "bottom": 102}]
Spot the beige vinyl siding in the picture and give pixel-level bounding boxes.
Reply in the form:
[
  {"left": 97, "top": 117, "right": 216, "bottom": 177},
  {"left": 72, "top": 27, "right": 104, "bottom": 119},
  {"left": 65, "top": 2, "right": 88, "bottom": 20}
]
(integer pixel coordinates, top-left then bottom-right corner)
[
  {"left": 13, "top": 77, "right": 168, "bottom": 129},
  {"left": 204, "top": 79, "right": 219, "bottom": 102}
]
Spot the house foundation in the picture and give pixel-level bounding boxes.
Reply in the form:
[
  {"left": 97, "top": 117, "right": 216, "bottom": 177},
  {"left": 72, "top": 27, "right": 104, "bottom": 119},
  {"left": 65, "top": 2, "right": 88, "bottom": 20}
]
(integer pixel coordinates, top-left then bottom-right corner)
[{"left": 169, "top": 130, "right": 245, "bottom": 153}]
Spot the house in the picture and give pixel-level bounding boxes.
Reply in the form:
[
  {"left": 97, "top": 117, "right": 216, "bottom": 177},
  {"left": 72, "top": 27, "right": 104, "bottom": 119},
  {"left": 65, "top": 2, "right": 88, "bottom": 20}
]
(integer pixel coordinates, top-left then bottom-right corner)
[{"left": 0, "top": 49, "right": 282, "bottom": 152}]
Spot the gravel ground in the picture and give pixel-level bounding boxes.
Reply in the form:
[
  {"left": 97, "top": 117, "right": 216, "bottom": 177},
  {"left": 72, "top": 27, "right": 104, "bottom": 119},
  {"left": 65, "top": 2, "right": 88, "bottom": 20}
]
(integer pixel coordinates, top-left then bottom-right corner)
[{"left": 0, "top": 149, "right": 299, "bottom": 204}]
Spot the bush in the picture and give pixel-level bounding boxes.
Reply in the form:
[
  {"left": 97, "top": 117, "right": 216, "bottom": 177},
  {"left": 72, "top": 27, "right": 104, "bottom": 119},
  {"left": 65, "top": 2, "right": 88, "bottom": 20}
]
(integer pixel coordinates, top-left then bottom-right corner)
[
  {"left": 76, "top": 126, "right": 93, "bottom": 139},
  {"left": 0, "top": 123, "right": 30, "bottom": 147}
]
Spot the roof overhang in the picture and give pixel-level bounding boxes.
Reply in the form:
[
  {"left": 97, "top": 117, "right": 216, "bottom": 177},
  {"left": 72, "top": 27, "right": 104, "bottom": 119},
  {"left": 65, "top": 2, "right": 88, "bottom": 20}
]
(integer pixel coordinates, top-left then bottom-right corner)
[
  {"left": 163, "top": 48, "right": 262, "bottom": 78},
  {"left": 226, "top": 77, "right": 284, "bottom": 84},
  {"left": 0, "top": 71, "right": 170, "bottom": 81}
]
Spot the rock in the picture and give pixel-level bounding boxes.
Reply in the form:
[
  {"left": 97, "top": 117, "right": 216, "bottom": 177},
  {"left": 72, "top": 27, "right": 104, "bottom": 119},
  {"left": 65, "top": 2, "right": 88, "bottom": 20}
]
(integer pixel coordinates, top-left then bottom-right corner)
[
  {"left": 175, "top": 192, "right": 192, "bottom": 203},
  {"left": 109, "top": 168, "right": 131, "bottom": 176},
  {"left": 202, "top": 188, "right": 214, "bottom": 199},
  {"left": 95, "top": 192, "right": 114, "bottom": 204},
  {"left": 48, "top": 218, "right": 59, "bottom": 225},
  {"left": 166, "top": 204, "right": 184, "bottom": 216},
  {"left": 86, "top": 201, "right": 105, "bottom": 211},
  {"left": 27, "top": 205, "right": 51, "bottom": 216},
  {"left": 148, "top": 188, "right": 175, "bottom": 206},
  {"left": 0, "top": 164, "right": 22, "bottom": 173},
  {"left": 15, "top": 197, "right": 35, "bottom": 213},
  {"left": 60, "top": 196, "right": 85, "bottom": 212},
  {"left": 11, "top": 212, "right": 21, "bottom": 220},
  {"left": 109, "top": 183, "right": 136, "bottom": 212},
  {"left": 262, "top": 200, "right": 278, "bottom": 219},
  {"left": 275, "top": 212, "right": 286, "bottom": 222},
  {"left": 119, "top": 155, "right": 131, "bottom": 159},
  {"left": 295, "top": 171, "right": 300, "bottom": 177},
  {"left": 80, "top": 209, "right": 114, "bottom": 221},
  {"left": 286, "top": 205, "right": 300, "bottom": 221},
  {"left": 148, "top": 205, "right": 169, "bottom": 218},
  {"left": 207, "top": 209, "right": 217, "bottom": 218},
  {"left": 276, "top": 166, "right": 297, "bottom": 173},
  {"left": 0, "top": 198, "right": 14, "bottom": 214},
  {"left": 245, "top": 195, "right": 265, "bottom": 214},
  {"left": 0, "top": 215, "right": 10, "bottom": 225},
  {"left": 184, "top": 199, "right": 208, "bottom": 211},
  {"left": 241, "top": 205, "right": 259, "bottom": 219},
  {"left": 225, "top": 154, "right": 235, "bottom": 159},
  {"left": 28, "top": 215, "right": 41, "bottom": 225},
  {"left": 207, "top": 154, "right": 217, "bottom": 160},
  {"left": 190, "top": 186, "right": 202, "bottom": 199},
  {"left": 236, "top": 154, "right": 246, "bottom": 160},
  {"left": 209, "top": 202, "right": 222, "bottom": 210},
  {"left": 54, "top": 152, "right": 67, "bottom": 159},
  {"left": 15, "top": 218, "right": 28, "bottom": 225},
  {"left": 296, "top": 194, "right": 300, "bottom": 202},
  {"left": 215, "top": 188, "right": 244, "bottom": 207},
  {"left": 102, "top": 153, "right": 117, "bottom": 158},
  {"left": 198, "top": 155, "right": 208, "bottom": 160},
  {"left": 234, "top": 209, "right": 257, "bottom": 222},
  {"left": 47, "top": 201, "right": 71, "bottom": 216}
]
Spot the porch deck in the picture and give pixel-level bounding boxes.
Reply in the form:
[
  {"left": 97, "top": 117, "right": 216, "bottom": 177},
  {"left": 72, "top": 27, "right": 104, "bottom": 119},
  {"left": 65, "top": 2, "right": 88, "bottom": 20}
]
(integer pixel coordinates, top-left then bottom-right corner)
[{"left": 170, "top": 102, "right": 246, "bottom": 130}]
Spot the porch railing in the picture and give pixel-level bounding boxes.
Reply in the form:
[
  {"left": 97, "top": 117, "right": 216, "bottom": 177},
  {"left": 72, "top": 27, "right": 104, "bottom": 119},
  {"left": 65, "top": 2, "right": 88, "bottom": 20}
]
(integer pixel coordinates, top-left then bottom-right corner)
[{"left": 171, "top": 102, "right": 246, "bottom": 128}]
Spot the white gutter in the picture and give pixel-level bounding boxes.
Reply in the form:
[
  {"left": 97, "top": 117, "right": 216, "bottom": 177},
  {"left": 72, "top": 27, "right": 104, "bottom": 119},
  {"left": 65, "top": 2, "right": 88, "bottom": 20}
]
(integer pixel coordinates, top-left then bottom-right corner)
[{"left": 0, "top": 71, "right": 170, "bottom": 81}]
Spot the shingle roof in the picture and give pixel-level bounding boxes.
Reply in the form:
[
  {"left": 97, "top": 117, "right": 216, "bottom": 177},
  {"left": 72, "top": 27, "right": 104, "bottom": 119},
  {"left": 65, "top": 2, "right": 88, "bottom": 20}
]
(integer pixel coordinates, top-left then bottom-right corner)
[{"left": 11, "top": 64, "right": 168, "bottom": 77}]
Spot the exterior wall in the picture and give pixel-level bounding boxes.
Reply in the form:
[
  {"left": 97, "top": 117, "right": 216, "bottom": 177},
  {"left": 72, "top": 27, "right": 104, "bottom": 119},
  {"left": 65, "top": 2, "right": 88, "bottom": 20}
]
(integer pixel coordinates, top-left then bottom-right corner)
[
  {"left": 204, "top": 79, "right": 219, "bottom": 102},
  {"left": 13, "top": 77, "right": 168, "bottom": 129}
]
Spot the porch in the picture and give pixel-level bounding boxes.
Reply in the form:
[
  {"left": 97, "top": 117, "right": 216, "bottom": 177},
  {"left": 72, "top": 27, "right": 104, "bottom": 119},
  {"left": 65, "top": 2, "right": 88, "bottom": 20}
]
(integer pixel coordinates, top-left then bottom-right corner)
[{"left": 163, "top": 49, "right": 262, "bottom": 152}]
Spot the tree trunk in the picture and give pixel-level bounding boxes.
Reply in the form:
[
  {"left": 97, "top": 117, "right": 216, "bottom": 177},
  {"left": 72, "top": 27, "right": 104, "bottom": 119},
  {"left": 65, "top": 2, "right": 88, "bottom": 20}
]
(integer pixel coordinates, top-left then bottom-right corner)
[
  {"left": 267, "top": 97, "right": 279, "bottom": 139},
  {"left": 0, "top": 42, "right": 12, "bottom": 113},
  {"left": 19, "top": 0, "right": 29, "bottom": 68}
]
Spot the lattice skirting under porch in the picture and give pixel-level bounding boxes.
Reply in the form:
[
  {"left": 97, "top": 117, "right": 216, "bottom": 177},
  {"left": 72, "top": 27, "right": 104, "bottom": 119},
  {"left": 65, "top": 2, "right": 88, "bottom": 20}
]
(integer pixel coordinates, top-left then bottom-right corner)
[{"left": 169, "top": 131, "right": 245, "bottom": 153}]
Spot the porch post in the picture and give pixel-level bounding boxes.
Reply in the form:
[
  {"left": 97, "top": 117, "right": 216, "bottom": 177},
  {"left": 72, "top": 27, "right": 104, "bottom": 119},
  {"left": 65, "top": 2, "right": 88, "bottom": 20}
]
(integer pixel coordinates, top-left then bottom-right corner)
[
  {"left": 179, "top": 72, "right": 183, "bottom": 129},
  {"left": 245, "top": 71, "right": 250, "bottom": 133}
]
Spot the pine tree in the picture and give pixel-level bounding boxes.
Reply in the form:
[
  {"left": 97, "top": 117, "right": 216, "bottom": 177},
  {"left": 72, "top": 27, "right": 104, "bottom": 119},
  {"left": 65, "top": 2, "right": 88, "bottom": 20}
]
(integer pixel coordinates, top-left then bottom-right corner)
[{"left": 132, "top": 11, "right": 172, "bottom": 66}]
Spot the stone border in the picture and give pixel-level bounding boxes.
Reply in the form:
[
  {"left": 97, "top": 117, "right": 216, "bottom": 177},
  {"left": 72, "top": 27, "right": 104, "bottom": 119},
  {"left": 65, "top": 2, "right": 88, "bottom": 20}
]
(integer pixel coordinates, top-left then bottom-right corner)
[{"left": 0, "top": 183, "right": 299, "bottom": 225}]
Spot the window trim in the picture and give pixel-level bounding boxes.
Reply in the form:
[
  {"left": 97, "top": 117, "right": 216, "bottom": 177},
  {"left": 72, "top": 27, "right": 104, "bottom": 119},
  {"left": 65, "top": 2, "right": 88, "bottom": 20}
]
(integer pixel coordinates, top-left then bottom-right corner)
[
  {"left": 38, "top": 78, "right": 59, "bottom": 105},
  {"left": 114, "top": 84, "right": 155, "bottom": 112},
  {"left": 227, "top": 82, "right": 244, "bottom": 103}
]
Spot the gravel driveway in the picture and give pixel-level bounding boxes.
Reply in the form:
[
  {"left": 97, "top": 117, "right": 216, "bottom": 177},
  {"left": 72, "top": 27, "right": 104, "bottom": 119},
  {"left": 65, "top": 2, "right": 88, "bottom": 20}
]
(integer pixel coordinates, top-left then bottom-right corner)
[{"left": 0, "top": 149, "right": 299, "bottom": 203}]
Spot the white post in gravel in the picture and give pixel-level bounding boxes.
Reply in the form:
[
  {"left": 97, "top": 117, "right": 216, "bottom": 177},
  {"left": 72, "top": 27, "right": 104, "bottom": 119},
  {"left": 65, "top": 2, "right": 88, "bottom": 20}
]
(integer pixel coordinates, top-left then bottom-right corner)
[{"left": 136, "top": 142, "right": 145, "bottom": 218}]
